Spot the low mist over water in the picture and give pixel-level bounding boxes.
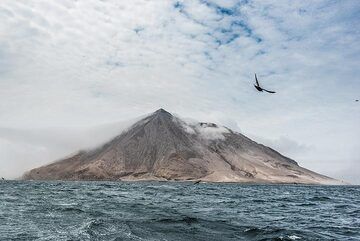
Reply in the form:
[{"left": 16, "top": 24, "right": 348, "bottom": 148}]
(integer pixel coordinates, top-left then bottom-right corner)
[{"left": 1, "top": 181, "right": 359, "bottom": 240}]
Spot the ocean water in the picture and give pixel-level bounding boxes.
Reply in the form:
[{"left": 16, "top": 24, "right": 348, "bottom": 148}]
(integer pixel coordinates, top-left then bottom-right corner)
[{"left": 0, "top": 181, "right": 359, "bottom": 241}]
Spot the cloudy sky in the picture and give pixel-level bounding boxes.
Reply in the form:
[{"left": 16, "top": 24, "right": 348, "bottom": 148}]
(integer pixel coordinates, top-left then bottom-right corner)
[{"left": 0, "top": 0, "right": 359, "bottom": 183}]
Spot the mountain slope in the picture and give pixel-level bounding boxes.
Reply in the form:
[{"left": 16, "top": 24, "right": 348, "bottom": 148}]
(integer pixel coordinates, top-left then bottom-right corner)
[{"left": 23, "top": 109, "right": 340, "bottom": 184}]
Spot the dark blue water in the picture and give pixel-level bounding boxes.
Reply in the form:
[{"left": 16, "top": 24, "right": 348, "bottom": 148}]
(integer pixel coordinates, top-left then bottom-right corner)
[{"left": 0, "top": 181, "right": 359, "bottom": 241}]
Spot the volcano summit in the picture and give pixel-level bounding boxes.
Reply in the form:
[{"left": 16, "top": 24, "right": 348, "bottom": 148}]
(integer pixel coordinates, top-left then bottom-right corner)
[{"left": 23, "top": 109, "right": 340, "bottom": 184}]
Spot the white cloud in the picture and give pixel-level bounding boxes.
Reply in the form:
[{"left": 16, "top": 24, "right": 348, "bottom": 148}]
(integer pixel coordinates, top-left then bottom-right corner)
[
  {"left": 0, "top": 0, "right": 359, "bottom": 182},
  {"left": 250, "top": 135, "right": 313, "bottom": 156}
]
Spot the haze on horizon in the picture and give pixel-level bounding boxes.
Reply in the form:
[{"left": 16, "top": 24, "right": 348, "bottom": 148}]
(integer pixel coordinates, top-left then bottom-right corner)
[{"left": 0, "top": 0, "right": 359, "bottom": 183}]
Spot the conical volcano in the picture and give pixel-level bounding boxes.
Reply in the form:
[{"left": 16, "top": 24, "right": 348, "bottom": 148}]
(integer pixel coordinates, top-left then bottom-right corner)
[{"left": 23, "top": 109, "right": 340, "bottom": 184}]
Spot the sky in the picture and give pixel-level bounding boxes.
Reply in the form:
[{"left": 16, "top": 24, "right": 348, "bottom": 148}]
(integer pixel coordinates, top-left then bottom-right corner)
[{"left": 0, "top": 0, "right": 359, "bottom": 183}]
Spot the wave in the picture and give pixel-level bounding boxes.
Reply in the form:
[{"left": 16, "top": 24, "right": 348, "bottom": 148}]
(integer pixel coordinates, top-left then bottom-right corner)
[
  {"left": 309, "top": 196, "right": 331, "bottom": 201},
  {"left": 0, "top": 181, "right": 358, "bottom": 240}
]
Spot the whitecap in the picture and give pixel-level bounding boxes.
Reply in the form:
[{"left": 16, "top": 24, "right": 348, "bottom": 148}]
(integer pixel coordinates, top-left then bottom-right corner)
[{"left": 288, "top": 235, "right": 301, "bottom": 240}]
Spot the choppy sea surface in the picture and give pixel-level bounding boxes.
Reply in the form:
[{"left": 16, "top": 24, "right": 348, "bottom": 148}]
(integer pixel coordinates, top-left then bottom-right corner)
[{"left": 0, "top": 181, "right": 359, "bottom": 241}]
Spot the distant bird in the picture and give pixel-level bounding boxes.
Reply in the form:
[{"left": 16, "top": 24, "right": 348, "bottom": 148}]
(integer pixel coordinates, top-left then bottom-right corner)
[
  {"left": 254, "top": 73, "right": 276, "bottom": 93},
  {"left": 1, "top": 177, "right": 4, "bottom": 180},
  {"left": 356, "top": 99, "right": 359, "bottom": 102},
  {"left": 194, "top": 180, "right": 201, "bottom": 184}
]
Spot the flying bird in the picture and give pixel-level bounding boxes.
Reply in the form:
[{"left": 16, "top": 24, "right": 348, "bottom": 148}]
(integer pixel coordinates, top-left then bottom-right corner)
[
  {"left": 194, "top": 180, "right": 201, "bottom": 184},
  {"left": 356, "top": 99, "right": 359, "bottom": 102},
  {"left": 254, "top": 73, "right": 276, "bottom": 93}
]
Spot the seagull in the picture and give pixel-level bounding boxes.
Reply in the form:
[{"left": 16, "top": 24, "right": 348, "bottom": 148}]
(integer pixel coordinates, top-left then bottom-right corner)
[{"left": 254, "top": 73, "right": 276, "bottom": 93}]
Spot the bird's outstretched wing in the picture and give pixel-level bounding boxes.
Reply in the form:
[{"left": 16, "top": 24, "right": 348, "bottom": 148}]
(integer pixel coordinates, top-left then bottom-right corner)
[
  {"left": 255, "top": 73, "right": 260, "bottom": 87},
  {"left": 263, "top": 89, "right": 276, "bottom": 94}
]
